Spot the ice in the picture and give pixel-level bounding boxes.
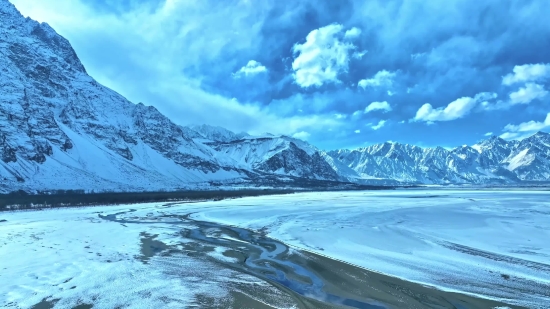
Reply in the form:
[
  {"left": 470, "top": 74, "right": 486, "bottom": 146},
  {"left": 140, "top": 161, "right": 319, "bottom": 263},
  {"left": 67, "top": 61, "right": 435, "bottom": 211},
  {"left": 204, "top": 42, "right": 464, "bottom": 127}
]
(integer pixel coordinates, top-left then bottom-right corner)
[
  {"left": 207, "top": 246, "right": 239, "bottom": 263},
  {"left": 187, "top": 190, "right": 550, "bottom": 308}
]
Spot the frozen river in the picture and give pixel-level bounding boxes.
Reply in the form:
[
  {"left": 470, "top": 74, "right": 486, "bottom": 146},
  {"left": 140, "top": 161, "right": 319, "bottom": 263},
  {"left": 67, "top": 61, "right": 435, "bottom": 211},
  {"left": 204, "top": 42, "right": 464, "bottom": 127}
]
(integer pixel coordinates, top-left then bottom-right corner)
[{"left": 1, "top": 189, "right": 549, "bottom": 308}]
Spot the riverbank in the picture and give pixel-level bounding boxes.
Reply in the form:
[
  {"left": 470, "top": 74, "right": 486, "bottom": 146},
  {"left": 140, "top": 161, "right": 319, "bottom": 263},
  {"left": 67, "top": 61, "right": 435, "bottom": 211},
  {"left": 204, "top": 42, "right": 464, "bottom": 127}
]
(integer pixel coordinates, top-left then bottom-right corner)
[{"left": 0, "top": 182, "right": 397, "bottom": 211}]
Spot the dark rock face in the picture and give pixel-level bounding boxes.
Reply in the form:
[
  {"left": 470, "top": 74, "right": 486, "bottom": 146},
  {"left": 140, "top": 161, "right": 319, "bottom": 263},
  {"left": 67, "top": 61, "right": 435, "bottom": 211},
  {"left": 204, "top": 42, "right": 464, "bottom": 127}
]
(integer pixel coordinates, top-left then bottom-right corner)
[
  {"left": 210, "top": 137, "right": 341, "bottom": 181},
  {"left": 258, "top": 142, "right": 340, "bottom": 180},
  {"left": 1, "top": 3, "right": 75, "bottom": 166},
  {"left": 132, "top": 104, "right": 220, "bottom": 173}
]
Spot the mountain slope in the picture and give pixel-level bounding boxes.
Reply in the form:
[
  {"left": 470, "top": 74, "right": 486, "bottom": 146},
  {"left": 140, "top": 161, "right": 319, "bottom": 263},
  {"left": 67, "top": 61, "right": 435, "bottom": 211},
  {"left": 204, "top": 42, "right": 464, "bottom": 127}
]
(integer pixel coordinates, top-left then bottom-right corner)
[
  {"left": 0, "top": 0, "right": 354, "bottom": 193},
  {"left": 0, "top": 1, "right": 248, "bottom": 193},
  {"left": 206, "top": 135, "right": 341, "bottom": 181}
]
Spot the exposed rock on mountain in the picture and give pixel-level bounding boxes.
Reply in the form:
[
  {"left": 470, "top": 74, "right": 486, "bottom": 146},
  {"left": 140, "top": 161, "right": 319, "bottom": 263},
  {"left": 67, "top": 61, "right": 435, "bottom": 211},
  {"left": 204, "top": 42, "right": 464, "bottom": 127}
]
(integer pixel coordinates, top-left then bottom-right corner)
[
  {"left": 328, "top": 133, "right": 550, "bottom": 184},
  {"left": 0, "top": 0, "right": 245, "bottom": 193},
  {"left": 207, "top": 135, "right": 340, "bottom": 180}
]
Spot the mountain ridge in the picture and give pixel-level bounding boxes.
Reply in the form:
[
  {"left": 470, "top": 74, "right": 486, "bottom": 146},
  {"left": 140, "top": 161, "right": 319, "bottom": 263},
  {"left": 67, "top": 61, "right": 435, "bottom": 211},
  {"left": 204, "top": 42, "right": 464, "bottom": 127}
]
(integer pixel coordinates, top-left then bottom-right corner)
[{"left": 1, "top": 0, "right": 549, "bottom": 193}]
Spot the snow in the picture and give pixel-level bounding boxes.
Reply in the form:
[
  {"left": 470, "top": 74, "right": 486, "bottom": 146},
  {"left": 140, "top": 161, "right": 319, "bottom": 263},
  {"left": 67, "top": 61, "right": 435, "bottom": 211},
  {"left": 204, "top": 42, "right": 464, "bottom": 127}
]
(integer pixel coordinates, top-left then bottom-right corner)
[
  {"left": 0, "top": 202, "right": 294, "bottom": 308},
  {"left": 506, "top": 148, "right": 533, "bottom": 170},
  {"left": 213, "top": 137, "right": 291, "bottom": 169},
  {"left": 207, "top": 246, "right": 239, "bottom": 263},
  {"left": 1, "top": 190, "right": 549, "bottom": 308},
  {"left": 188, "top": 190, "right": 550, "bottom": 308}
]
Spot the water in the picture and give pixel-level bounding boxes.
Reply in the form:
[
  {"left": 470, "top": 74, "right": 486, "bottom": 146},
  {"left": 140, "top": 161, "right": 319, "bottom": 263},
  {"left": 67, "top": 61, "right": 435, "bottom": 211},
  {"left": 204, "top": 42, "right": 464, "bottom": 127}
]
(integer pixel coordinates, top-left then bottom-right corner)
[{"left": 99, "top": 210, "right": 386, "bottom": 309}]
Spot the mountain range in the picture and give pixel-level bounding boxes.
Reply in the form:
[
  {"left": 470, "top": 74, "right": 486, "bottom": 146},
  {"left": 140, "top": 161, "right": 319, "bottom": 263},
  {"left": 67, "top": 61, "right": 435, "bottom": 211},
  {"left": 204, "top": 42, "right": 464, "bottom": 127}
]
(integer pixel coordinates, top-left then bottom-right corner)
[{"left": 1, "top": 0, "right": 549, "bottom": 193}]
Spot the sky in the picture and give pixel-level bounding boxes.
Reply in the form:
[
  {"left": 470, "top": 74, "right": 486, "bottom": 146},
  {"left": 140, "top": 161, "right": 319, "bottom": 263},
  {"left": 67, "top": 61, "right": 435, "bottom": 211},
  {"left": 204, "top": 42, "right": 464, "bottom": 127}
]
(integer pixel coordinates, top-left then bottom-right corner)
[{"left": 9, "top": 0, "right": 550, "bottom": 150}]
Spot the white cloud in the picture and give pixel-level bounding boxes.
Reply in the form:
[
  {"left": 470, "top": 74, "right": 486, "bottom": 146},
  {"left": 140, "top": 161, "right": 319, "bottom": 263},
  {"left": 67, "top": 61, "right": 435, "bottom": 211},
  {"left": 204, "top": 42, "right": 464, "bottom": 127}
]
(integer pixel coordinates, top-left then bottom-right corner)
[
  {"left": 509, "top": 83, "right": 547, "bottom": 104},
  {"left": 387, "top": 90, "right": 395, "bottom": 96},
  {"left": 334, "top": 113, "right": 346, "bottom": 119},
  {"left": 9, "top": 0, "right": 288, "bottom": 134},
  {"left": 344, "top": 27, "right": 361, "bottom": 39},
  {"left": 292, "top": 131, "right": 311, "bottom": 140},
  {"left": 9, "top": 0, "right": 354, "bottom": 139},
  {"left": 370, "top": 120, "right": 386, "bottom": 130},
  {"left": 354, "top": 129, "right": 361, "bottom": 133},
  {"left": 233, "top": 60, "right": 267, "bottom": 77},
  {"left": 352, "top": 50, "right": 367, "bottom": 59},
  {"left": 499, "top": 113, "right": 550, "bottom": 140},
  {"left": 413, "top": 92, "right": 497, "bottom": 122},
  {"left": 503, "top": 113, "right": 550, "bottom": 133},
  {"left": 502, "top": 63, "right": 550, "bottom": 86},
  {"left": 358, "top": 70, "right": 396, "bottom": 89},
  {"left": 364, "top": 101, "right": 391, "bottom": 113},
  {"left": 292, "top": 24, "right": 359, "bottom": 88},
  {"left": 352, "top": 110, "right": 362, "bottom": 118},
  {"left": 484, "top": 132, "right": 493, "bottom": 136}
]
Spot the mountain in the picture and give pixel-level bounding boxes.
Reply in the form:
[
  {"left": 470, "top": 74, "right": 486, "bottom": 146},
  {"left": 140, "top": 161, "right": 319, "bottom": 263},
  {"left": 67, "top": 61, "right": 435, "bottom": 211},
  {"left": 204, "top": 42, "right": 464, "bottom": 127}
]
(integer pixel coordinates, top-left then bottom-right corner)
[
  {"left": 204, "top": 135, "right": 341, "bottom": 181},
  {"left": 327, "top": 133, "right": 550, "bottom": 184},
  {"left": 503, "top": 132, "right": 550, "bottom": 180},
  {"left": 1, "top": 0, "right": 549, "bottom": 193},
  {"left": 187, "top": 124, "right": 249, "bottom": 143},
  {"left": 0, "top": 1, "right": 353, "bottom": 193},
  {"left": 0, "top": 1, "right": 251, "bottom": 193}
]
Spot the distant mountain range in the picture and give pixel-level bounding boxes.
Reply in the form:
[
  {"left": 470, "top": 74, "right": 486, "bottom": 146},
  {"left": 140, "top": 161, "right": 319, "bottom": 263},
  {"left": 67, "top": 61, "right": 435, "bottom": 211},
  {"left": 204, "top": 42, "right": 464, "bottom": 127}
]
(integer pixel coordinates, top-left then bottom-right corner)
[{"left": 1, "top": 0, "right": 549, "bottom": 193}]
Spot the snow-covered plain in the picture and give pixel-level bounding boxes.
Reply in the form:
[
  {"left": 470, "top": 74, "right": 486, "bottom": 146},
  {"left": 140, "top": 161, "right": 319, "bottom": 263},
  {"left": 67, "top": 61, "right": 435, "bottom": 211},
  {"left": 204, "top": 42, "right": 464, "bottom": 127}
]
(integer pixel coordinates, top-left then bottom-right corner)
[
  {"left": 190, "top": 190, "right": 550, "bottom": 308},
  {"left": 1, "top": 190, "right": 549, "bottom": 308},
  {"left": 0, "top": 203, "right": 285, "bottom": 309}
]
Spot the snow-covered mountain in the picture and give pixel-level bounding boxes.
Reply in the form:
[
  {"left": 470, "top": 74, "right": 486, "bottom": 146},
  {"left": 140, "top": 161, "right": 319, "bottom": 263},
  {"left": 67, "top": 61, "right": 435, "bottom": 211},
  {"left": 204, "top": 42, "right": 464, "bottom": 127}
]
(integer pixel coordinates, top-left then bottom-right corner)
[
  {"left": 0, "top": 1, "right": 250, "bottom": 193},
  {"left": 205, "top": 135, "right": 341, "bottom": 180},
  {"left": 186, "top": 124, "right": 249, "bottom": 143},
  {"left": 1, "top": 0, "right": 549, "bottom": 193},
  {"left": 0, "top": 1, "right": 349, "bottom": 193},
  {"left": 327, "top": 133, "right": 550, "bottom": 184}
]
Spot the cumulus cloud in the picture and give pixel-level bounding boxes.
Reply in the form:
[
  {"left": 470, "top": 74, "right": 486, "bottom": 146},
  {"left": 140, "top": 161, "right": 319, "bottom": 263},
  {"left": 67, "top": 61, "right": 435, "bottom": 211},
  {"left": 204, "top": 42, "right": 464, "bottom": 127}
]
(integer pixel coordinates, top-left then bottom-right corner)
[
  {"left": 509, "top": 83, "right": 548, "bottom": 104},
  {"left": 484, "top": 132, "right": 493, "bottom": 136},
  {"left": 413, "top": 92, "right": 497, "bottom": 122},
  {"left": 351, "top": 110, "right": 362, "bottom": 119},
  {"left": 358, "top": 70, "right": 396, "bottom": 89},
  {"left": 502, "top": 63, "right": 550, "bottom": 86},
  {"left": 334, "top": 113, "right": 346, "bottom": 119},
  {"left": 370, "top": 120, "right": 387, "bottom": 130},
  {"left": 354, "top": 129, "right": 361, "bottom": 133},
  {"left": 233, "top": 60, "right": 267, "bottom": 77},
  {"left": 364, "top": 101, "right": 391, "bottom": 113},
  {"left": 352, "top": 50, "right": 367, "bottom": 59},
  {"left": 292, "top": 24, "right": 360, "bottom": 88},
  {"left": 503, "top": 113, "right": 550, "bottom": 133},
  {"left": 292, "top": 131, "right": 311, "bottom": 140},
  {"left": 500, "top": 113, "right": 550, "bottom": 140},
  {"left": 344, "top": 27, "right": 361, "bottom": 39}
]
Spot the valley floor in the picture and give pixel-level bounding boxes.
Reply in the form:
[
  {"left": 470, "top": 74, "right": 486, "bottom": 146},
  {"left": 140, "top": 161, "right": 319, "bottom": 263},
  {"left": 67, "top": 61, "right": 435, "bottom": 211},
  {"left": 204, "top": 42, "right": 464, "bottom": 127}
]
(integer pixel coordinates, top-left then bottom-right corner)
[{"left": 0, "top": 190, "right": 548, "bottom": 308}]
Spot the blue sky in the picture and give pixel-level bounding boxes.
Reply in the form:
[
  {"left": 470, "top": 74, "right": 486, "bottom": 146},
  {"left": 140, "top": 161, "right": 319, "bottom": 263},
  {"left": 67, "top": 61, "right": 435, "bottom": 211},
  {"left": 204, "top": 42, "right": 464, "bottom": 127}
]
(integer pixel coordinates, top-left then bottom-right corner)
[{"left": 9, "top": 0, "right": 550, "bottom": 150}]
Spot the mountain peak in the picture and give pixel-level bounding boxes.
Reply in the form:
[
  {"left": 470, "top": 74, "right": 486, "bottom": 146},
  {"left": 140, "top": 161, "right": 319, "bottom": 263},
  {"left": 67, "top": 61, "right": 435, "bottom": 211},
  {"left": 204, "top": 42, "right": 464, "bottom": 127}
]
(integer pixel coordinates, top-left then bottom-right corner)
[
  {"left": 0, "top": 0, "right": 18, "bottom": 14},
  {"left": 188, "top": 124, "right": 249, "bottom": 142}
]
